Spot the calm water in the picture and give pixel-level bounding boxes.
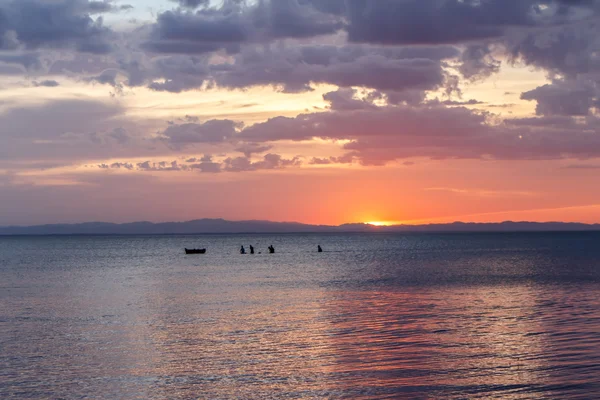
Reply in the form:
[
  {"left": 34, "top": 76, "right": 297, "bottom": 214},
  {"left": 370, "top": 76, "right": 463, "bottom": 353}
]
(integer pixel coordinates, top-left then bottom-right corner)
[{"left": 1, "top": 232, "right": 600, "bottom": 399}]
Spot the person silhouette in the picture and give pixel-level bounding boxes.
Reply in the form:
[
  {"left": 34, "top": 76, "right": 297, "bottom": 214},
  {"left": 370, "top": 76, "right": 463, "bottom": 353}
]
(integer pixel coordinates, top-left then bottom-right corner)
[
  {"left": 268, "top": 245, "right": 275, "bottom": 254},
  {"left": 250, "top": 245, "right": 255, "bottom": 254},
  {"left": 318, "top": 245, "right": 323, "bottom": 253},
  {"left": 240, "top": 245, "right": 246, "bottom": 254}
]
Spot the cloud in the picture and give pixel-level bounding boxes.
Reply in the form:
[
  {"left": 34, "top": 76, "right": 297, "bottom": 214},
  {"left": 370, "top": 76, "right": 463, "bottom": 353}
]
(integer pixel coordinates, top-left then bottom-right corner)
[
  {"left": 223, "top": 153, "right": 301, "bottom": 172},
  {"left": 137, "top": 160, "right": 186, "bottom": 171},
  {"left": 507, "top": 19, "right": 600, "bottom": 78},
  {"left": 0, "top": 98, "right": 166, "bottom": 170},
  {"left": 235, "top": 101, "right": 600, "bottom": 165},
  {"left": 424, "top": 187, "right": 537, "bottom": 197},
  {"left": 459, "top": 44, "right": 501, "bottom": 81},
  {"left": 0, "top": 52, "right": 47, "bottom": 74},
  {"left": 564, "top": 164, "right": 600, "bottom": 169},
  {"left": 170, "top": 0, "right": 210, "bottom": 9},
  {"left": 323, "top": 88, "right": 379, "bottom": 111},
  {"left": 107, "top": 127, "right": 130, "bottom": 144},
  {"left": 90, "top": 153, "right": 302, "bottom": 174},
  {"left": 159, "top": 119, "right": 242, "bottom": 147},
  {"left": 132, "top": 42, "right": 458, "bottom": 93},
  {"left": 188, "top": 154, "right": 221, "bottom": 173},
  {"left": 521, "top": 80, "right": 600, "bottom": 116},
  {"left": 3, "top": 0, "right": 599, "bottom": 175},
  {"left": 309, "top": 155, "right": 354, "bottom": 165},
  {"left": 234, "top": 142, "right": 273, "bottom": 157},
  {"left": 146, "top": 1, "right": 593, "bottom": 54},
  {"left": 0, "top": 0, "right": 116, "bottom": 54},
  {"left": 110, "top": 162, "right": 134, "bottom": 170},
  {"left": 343, "top": 0, "right": 536, "bottom": 45},
  {"left": 210, "top": 44, "right": 457, "bottom": 93},
  {"left": 143, "top": 0, "right": 343, "bottom": 55},
  {"left": 32, "top": 79, "right": 60, "bottom": 87},
  {"left": 439, "top": 99, "right": 485, "bottom": 106}
]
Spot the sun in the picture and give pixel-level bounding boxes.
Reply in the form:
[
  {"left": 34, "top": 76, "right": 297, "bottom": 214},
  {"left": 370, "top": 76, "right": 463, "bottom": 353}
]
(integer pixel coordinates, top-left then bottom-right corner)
[{"left": 366, "top": 221, "right": 395, "bottom": 227}]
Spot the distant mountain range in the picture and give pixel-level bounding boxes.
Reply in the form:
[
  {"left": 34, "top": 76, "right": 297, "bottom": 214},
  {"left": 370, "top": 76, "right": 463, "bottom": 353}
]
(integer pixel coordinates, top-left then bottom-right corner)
[{"left": 1, "top": 219, "right": 599, "bottom": 235}]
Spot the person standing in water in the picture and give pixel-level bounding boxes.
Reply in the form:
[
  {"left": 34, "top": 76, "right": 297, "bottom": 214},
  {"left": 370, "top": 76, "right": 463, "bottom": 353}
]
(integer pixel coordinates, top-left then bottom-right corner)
[
  {"left": 250, "top": 245, "right": 255, "bottom": 254},
  {"left": 318, "top": 245, "right": 322, "bottom": 253},
  {"left": 240, "top": 245, "right": 246, "bottom": 254},
  {"left": 268, "top": 245, "right": 275, "bottom": 254}
]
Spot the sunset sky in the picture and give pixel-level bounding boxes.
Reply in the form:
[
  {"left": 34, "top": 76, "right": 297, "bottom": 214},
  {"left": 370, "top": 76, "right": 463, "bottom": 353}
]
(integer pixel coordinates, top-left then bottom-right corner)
[{"left": 1, "top": 0, "right": 600, "bottom": 226}]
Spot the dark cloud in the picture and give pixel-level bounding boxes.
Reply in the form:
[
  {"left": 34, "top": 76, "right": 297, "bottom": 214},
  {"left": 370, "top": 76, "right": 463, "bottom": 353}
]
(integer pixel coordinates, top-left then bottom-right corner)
[
  {"left": 252, "top": 0, "right": 343, "bottom": 40},
  {"left": 110, "top": 162, "right": 134, "bottom": 170},
  {"left": 136, "top": 160, "right": 187, "bottom": 171},
  {"left": 508, "top": 21, "right": 600, "bottom": 78},
  {"left": 87, "top": 1, "right": 114, "bottom": 14},
  {"left": 189, "top": 154, "right": 221, "bottom": 173},
  {"left": 323, "top": 88, "right": 379, "bottom": 111},
  {"left": 160, "top": 119, "right": 242, "bottom": 146},
  {"left": 0, "top": 0, "right": 116, "bottom": 54},
  {"left": 521, "top": 80, "right": 600, "bottom": 116},
  {"left": 223, "top": 153, "right": 301, "bottom": 172},
  {"left": 211, "top": 44, "right": 456, "bottom": 93},
  {"left": 146, "top": 55, "right": 211, "bottom": 92},
  {"left": 144, "top": 0, "right": 343, "bottom": 55},
  {"left": 138, "top": 43, "right": 457, "bottom": 93},
  {"left": 33, "top": 79, "right": 60, "bottom": 87},
  {"left": 107, "top": 127, "right": 130, "bottom": 144},
  {"left": 234, "top": 101, "right": 600, "bottom": 164},
  {"left": 145, "top": 1, "right": 593, "bottom": 55},
  {"left": 459, "top": 44, "right": 501, "bottom": 80},
  {"left": 0, "top": 52, "right": 44, "bottom": 72},
  {"left": 90, "top": 153, "right": 301, "bottom": 174},
  {"left": 309, "top": 155, "right": 354, "bottom": 165},
  {"left": 234, "top": 142, "right": 273, "bottom": 157},
  {"left": 169, "top": 0, "right": 210, "bottom": 9},
  {"left": 143, "top": 6, "right": 246, "bottom": 54},
  {"left": 343, "top": 0, "right": 534, "bottom": 45}
]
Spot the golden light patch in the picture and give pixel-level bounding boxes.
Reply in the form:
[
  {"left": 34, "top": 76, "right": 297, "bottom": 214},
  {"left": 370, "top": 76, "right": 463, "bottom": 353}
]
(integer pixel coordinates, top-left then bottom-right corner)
[{"left": 366, "top": 221, "right": 398, "bottom": 227}]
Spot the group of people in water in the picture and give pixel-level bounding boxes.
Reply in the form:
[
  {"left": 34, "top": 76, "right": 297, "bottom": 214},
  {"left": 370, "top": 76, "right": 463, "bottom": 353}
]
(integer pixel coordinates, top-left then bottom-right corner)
[
  {"left": 239, "top": 244, "right": 322, "bottom": 254},
  {"left": 240, "top": 245, "right": 275, "bottom": 254}
]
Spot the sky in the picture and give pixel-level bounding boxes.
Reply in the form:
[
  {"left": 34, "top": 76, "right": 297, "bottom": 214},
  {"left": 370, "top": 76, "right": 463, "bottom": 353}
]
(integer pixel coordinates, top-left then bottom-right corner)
[{"left": 1, "top": 0, "right": 600, "bottom": 226}]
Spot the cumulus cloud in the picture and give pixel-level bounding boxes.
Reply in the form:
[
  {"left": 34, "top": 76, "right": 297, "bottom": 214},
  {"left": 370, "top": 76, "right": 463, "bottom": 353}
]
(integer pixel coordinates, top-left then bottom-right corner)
[
  {"left": 233, "top": 101, "right": 600, "bottom": 165},
  {"left": 0, "top": 0, "right": 117, "bottom": 54},
  {"left": 323, "top": 88, "right": 379, "bottom": 111},
  {"left": 144, "top": 0, "right": 343, "bottom": 54},
  {"left": 210, "top": 44, "right": 456, "bottom": 93},
  {"left": 522, "top": 80, "right": 600, "bottom": 116}
]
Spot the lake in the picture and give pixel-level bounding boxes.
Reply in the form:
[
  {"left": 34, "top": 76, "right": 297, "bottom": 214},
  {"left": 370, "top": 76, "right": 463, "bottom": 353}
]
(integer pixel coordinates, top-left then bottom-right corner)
[{"left": 1, "top": 232, "right": 600, "bottom": 398}]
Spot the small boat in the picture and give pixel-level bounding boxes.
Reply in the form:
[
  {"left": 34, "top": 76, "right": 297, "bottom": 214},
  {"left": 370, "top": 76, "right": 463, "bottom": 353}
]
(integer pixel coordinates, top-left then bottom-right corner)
[{"left": 185, "top": 248, "right": 206, "bottom": 254}]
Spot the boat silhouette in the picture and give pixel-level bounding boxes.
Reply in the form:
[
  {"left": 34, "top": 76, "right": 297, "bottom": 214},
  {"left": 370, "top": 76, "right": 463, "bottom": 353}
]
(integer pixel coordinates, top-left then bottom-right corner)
[{"left": 185, "top": 248, "right": 206, "bottom": 254}]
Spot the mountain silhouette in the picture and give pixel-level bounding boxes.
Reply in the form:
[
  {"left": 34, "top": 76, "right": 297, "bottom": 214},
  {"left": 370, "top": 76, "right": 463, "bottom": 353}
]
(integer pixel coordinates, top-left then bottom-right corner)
[{"left": 0, "top": 219, "right": 599, "bottom": 235}]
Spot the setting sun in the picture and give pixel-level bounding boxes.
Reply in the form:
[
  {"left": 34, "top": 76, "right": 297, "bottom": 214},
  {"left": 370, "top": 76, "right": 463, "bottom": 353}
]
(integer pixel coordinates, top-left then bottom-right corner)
[{"left": 366, "top": 221, "right": 398, "bottom": 227}]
